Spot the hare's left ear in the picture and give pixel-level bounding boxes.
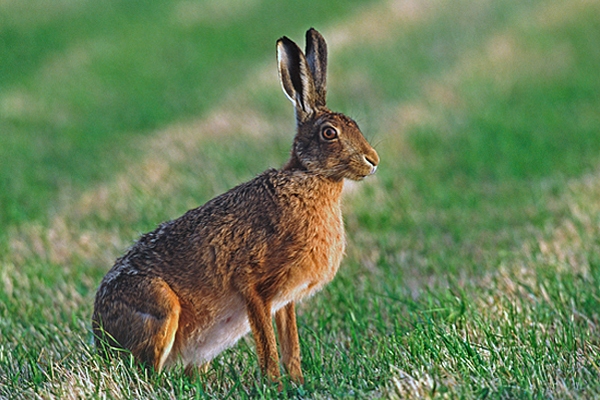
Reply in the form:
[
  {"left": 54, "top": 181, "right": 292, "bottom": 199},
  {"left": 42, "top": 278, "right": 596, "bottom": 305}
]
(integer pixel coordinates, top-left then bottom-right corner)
[
  {"left": 305, "top": 28, "right": 327, "bottom": 107},
  {"left": 277, "top": 36, "right": 318, "bottom": 121}
]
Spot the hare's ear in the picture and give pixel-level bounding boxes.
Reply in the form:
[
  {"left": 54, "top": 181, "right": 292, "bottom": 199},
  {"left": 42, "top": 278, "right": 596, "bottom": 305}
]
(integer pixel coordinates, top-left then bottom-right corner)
[
  {"left": 277, "top": 36, "right": 318, "bottom": 121},
  {"left": 305, "top": 28, "right": 327, "bottom": 107}
]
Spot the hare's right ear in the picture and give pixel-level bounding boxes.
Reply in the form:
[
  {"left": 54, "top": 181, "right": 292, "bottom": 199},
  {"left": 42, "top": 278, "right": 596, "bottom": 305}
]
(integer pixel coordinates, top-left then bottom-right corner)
[
  {"left": 277, "top": 36, "right": 318, "bottom": 122},
  {"left": 305, "top": 28, "right": 327, "bottom": 107}
]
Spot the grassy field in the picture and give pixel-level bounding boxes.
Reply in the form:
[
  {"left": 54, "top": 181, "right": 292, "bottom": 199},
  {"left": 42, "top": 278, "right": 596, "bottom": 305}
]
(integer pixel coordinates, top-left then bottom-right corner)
[{"left": 1, "top": 0, "right": 600, "bottom": 398}]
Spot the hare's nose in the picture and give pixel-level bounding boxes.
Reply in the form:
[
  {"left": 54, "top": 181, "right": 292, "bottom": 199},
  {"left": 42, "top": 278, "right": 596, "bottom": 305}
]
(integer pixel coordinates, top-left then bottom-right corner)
[{"left": 364, "top": 153, "right": 379, "bottom": 175}]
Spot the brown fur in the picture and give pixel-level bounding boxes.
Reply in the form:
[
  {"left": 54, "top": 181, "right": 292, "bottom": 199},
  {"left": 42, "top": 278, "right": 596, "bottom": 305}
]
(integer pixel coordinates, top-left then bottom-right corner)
[{"left": 92, "top": 28, "right": 379, "bottom": 385}]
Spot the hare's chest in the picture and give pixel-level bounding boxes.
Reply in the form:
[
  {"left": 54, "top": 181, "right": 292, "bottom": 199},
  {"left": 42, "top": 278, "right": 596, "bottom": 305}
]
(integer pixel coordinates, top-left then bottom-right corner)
[
  {"left": 316, "top": 204, "right": 345, "bottom": 276},
  {"left": 321, "top": 205, "right": 346, "bottom": 281},
  {"left": 276, "top": 204, "right": 345, "bottom": 307}
]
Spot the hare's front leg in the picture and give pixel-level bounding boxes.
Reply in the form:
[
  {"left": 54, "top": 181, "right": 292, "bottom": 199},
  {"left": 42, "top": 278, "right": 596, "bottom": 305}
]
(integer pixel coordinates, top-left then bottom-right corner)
[
  {"left": 184, "top": 362, "right": 210, "bottom": 379},
  {"left": 275, "top": 302, "right": 304, "bottom": 384},
  {"left": 244, "top": 289, "right": 281, "bottom": 382}
]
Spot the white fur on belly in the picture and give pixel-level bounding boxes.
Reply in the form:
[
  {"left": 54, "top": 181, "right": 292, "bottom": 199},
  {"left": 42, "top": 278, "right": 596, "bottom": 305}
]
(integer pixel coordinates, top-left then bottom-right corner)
[
  {"left": 180, "top": 298, "right": 250, "bottom": 366},
  {"left": 177, "top": 279, "right": 319, "bottom": 368}
]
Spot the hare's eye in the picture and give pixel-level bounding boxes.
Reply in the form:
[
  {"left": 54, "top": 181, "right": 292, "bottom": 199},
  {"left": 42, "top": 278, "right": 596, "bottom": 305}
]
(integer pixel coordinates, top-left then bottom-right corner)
[{"left": 321, "top": 126, "right": 338, "bottom": 141}]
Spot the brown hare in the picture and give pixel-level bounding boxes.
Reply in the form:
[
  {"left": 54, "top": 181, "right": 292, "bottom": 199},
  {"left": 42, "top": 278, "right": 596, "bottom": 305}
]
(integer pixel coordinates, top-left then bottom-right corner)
[{"left": 92, "top": 28, "right": 379, "bottom": 385}]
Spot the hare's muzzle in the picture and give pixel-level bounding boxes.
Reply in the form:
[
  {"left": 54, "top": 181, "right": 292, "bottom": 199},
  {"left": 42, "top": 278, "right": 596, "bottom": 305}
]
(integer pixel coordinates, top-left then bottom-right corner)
[
  {"left": 363, "top": 149, "right": 379, "bottom": 176},
  {"left": 364, "top": 155, "right": 378, "bottom": 175}
]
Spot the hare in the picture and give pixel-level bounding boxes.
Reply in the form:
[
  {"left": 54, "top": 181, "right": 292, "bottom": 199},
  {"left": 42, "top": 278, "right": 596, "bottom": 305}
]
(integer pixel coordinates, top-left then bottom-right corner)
[{"left": 92, "top": 28, "right": 379, "bottom": 385}]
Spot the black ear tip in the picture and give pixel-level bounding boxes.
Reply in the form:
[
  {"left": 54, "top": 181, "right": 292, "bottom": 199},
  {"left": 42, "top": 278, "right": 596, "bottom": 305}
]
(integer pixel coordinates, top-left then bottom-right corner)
[
  {"left": 277, "top": 36, "right": 290, "bottom": 44},
  {"left": 277, "top": 37, "right": 295, "bottom": 57},
  {"left": 306, "top": 27, "right": 318, "bottom": 38}
]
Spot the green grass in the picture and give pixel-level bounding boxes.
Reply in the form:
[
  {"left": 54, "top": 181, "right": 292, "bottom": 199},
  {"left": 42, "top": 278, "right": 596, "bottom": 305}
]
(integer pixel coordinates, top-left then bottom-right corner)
[{"left": 2, "top": 0, "right": 600, "bottom": 398}]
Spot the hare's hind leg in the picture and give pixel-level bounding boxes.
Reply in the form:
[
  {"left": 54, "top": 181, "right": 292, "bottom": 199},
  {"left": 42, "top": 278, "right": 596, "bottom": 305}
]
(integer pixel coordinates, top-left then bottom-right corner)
[
  {"left": 94, "top": 277, "right": 181, "bottom": 372},
  {"left": 130, "top": 278, "right": 181, "bottom": 372},
  {"left": 275, "top": 302, "right": 304, "bottom": 384}
]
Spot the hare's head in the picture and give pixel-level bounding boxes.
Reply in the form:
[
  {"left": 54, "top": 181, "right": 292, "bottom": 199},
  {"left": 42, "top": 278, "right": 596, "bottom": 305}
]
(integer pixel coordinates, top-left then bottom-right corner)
[{"left": 277, "top": 28, "right": 379, "bottom": 181}]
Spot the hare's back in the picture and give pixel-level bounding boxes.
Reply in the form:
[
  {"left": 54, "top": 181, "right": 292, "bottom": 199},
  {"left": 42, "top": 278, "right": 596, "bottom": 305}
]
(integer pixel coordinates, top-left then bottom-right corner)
[
  {"left": 105, "top": 167, "right": 343, "bottom": 293},
  {"left": 97, "top": 170, "right": 296, "bottom": 291}
]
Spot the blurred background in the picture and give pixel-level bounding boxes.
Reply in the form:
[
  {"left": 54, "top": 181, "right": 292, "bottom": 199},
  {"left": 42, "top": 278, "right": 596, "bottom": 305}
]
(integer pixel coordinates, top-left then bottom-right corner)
[
  {"left": 1, "top": 0, "right": 600, "bottom": 397},
  {"left": 2, "top": 0, "right": 597, "bottom": 230},
  {"left": 1, "top": 0, "right": 599, "bottom": 233},
  {"left": 3, "top": 0, "right": 600, "bottom": 278},
  {"left": 0, "top": 0, "right": 382, "bottom": 228}
]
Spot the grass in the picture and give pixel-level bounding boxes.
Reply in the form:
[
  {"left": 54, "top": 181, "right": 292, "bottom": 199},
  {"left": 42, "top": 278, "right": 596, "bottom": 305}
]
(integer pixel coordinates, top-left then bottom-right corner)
[{"left": 2, "top": 0, "right": 600, "bottom": 398}]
